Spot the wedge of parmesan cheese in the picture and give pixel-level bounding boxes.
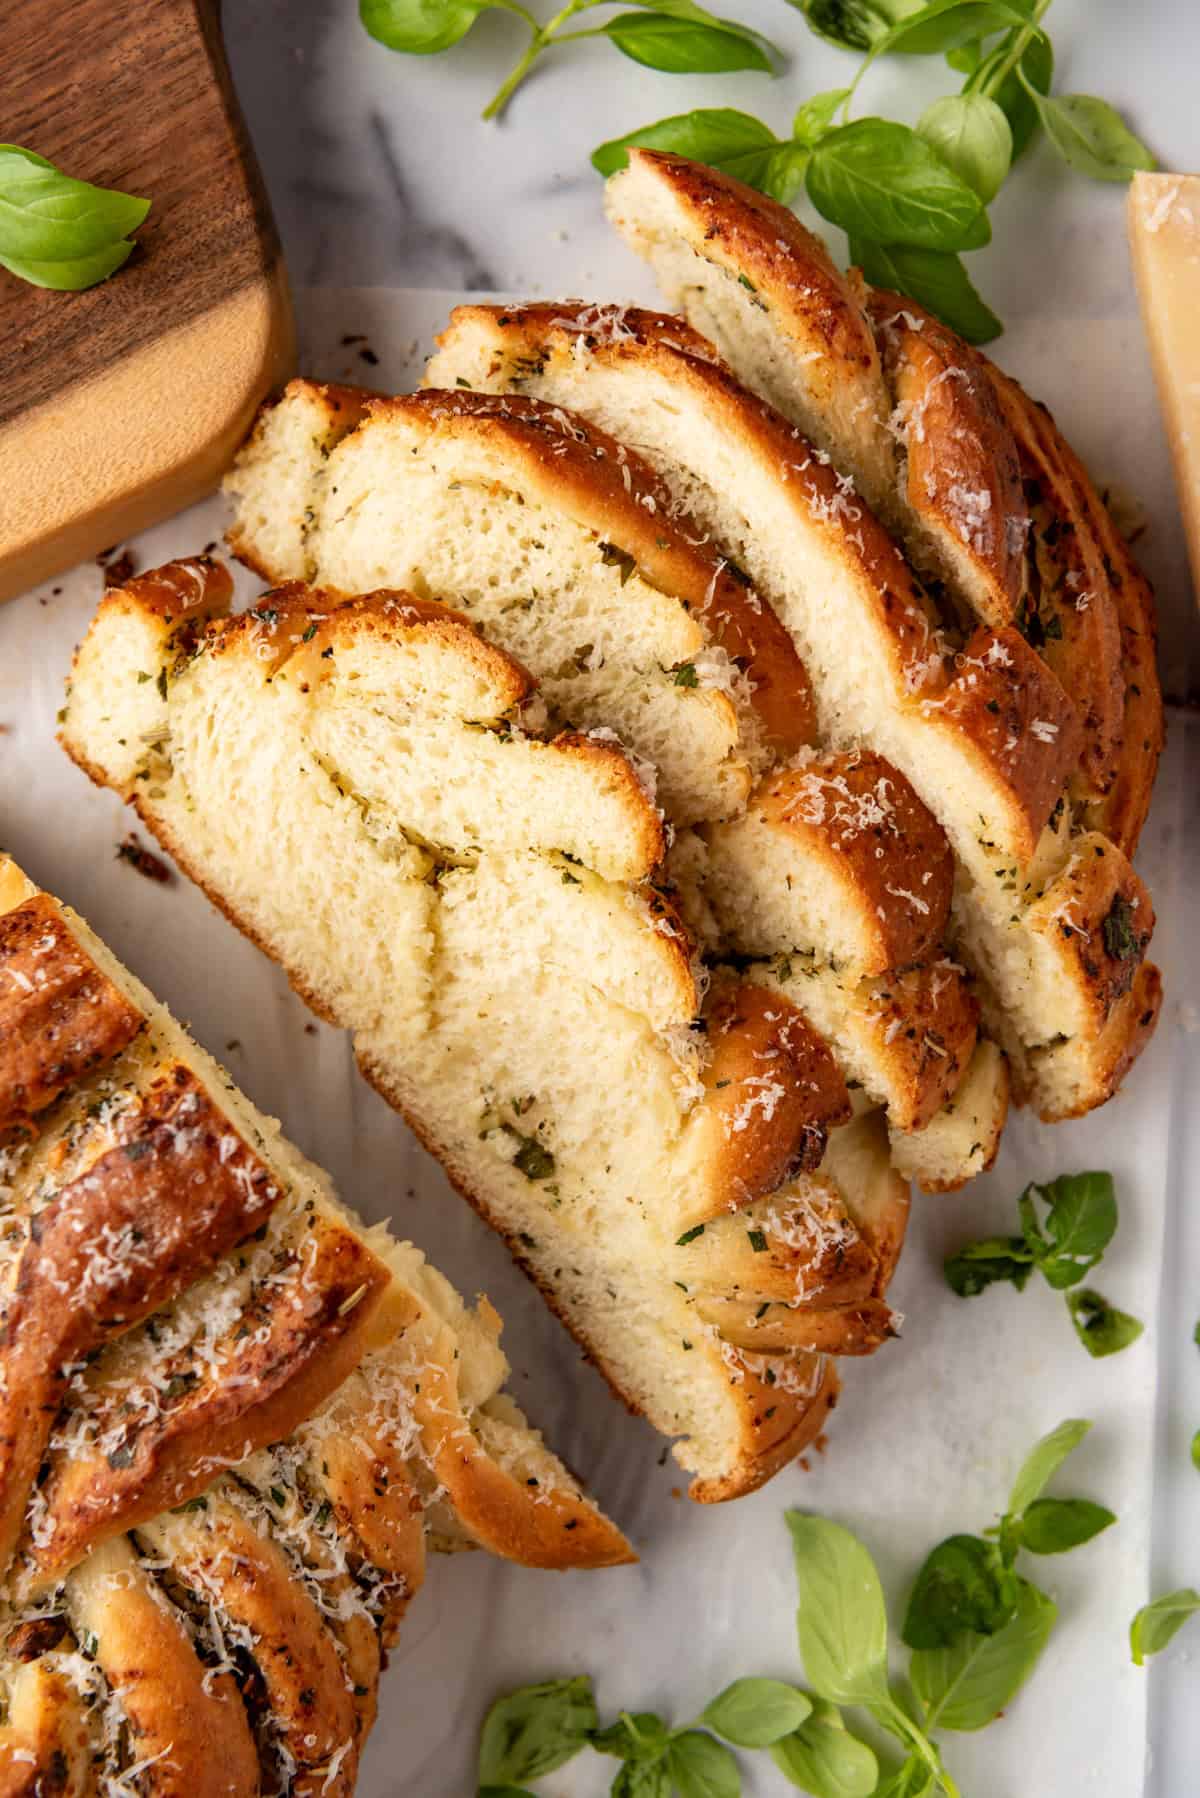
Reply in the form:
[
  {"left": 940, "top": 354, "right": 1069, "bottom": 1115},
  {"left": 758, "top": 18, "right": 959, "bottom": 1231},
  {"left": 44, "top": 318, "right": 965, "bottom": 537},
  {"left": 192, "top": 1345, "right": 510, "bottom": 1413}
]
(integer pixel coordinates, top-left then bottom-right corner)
[{"left": 1128, "top": 171, "right": 1200, "bottom": 604}]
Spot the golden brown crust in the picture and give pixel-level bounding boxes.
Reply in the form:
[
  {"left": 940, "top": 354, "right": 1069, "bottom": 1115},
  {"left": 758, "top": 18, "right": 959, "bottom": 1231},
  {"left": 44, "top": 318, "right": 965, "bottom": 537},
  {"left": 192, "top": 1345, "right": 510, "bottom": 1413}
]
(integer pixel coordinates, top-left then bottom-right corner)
[
  {"left": 867, "top": 291, "right": 1028, "bottom": 628},
  {"left": 688, "top": 1351, "right": 839, "bottom": 1505},
  {"left": 609, "top": 152, "right": 896, "bottom": 517},
  {"left": 677, "top": 982, "right": 850, "bottom": 1227},
  {"left": 316, "top": 1416, "right": 429, "bottom": 1585},
  {"left": 1033, "top": 958, "right": 1163, "bottom": 1122},
  {"left": 0, "top": 895, "right": 143, "bottom": 1143},
  {"left": 364, "top": 388, "right": 820, "bottom": 754},
  {"left": 28, "top": 1214, "right": 399, "bottom": 1590},
  {"left": 694, "top": 1293, "right": 897, "bottom": 1356},
  {"left": 144, "top": 1501, "right": 360, "bottom": 1797},
  {"left": 68, "top": 1540, "right": 262, "bottom": 1798},
  {"left": 676, "top": 1177, "right": 879, "bottom": 1306},
  {"left": 851, "top": 961, "right": 979, "bottom": 1132},
  {"left": 982, "top": 363, "right": 1127, "bottom": 802},
  {"left": 924, "top": 624, "right": 1083, "bottom": 861},
  {"left": 728, "top": 750, "right": 953, "bottom": 970},
  {"left": 1026, "top": 832, "right": 1155, "bottom": 1037},
  {"left": 0, "top": 1661, "right": 93, "bottom": 1798},
  {"left": 0, "top": 1063, "right": 283, "bottom": 1577}
]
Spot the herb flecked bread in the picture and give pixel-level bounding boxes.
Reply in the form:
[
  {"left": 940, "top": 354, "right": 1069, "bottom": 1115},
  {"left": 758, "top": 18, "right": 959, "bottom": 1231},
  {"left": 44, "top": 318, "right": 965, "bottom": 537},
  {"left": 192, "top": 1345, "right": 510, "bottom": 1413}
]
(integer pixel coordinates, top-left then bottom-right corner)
[
  {"left": 0, "top": 852, "right": 631, "bottom": 1798},
  {"left": 61, "top": 558, "right": 912, "bottom": 1502}
]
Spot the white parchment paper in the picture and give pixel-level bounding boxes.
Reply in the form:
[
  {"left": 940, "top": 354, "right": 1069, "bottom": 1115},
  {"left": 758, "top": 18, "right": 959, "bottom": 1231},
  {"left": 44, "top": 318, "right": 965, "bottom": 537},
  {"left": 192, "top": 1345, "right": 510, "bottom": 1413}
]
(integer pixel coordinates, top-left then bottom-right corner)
[{"left": 0, "top": 286, "right": 1195, "bottom": 1796}]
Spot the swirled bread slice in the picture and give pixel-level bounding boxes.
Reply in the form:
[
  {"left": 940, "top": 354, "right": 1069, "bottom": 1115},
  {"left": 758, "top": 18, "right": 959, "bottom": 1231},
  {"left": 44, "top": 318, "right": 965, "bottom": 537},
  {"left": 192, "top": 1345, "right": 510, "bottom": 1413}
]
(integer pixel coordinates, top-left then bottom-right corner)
[
  {"left": 0, "top": 1257, "right": 631, "bottom": 1798},
  {"left": 224, "top": 380, "right": 819, "bottom": 825},
  {"left": 423, "top": 302, "right": 1012, "bottom": 1176},
  {"left": 0, "top": 853, "right": 628, "bottom": 1598},
  {"left": 0, "top": 854, "right": 633, "bottom": 1795},
  {"left": 62, "top": 559, "right": 910, "bottom": 1499},
  {"left": 600, "top": 159, "right": 1162, "bottom": 1119}
]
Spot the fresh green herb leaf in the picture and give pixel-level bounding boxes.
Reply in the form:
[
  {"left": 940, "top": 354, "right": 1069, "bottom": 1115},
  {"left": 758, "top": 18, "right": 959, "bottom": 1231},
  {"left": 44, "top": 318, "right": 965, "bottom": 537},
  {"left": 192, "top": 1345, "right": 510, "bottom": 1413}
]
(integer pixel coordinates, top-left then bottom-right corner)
[
  {"left": 477, "top": 1677, "right": 597, "bottom": 1783},
  {"left": 916, "top": 93, "right": 1011, "bottom": 201},
  {"left": 786, "top": 1513, "right": 890, "bottom": 1708},
  {"left": 1006, "top": 1417, "right": 1092, "bottom": 1515},
  {"left": 360, "top": 0, "right": 495, "bottom": 55},
  {"left": 849, "top": 238, "right": 1001, "bottom": 343},
  {"left": 1031, "top": 90, "right": 1155, "bottom": 183},
  {"left": 982, "top": 31, "right": 1053, "bottom": 161},
  {"left": 612, "top": 1760, "right": 673, "bottom": 1797},
  {"left": 1130, "top": 1590, "right": 1200, "bottom": 1666},
  {"left": 1192, "top": 1429, "right": 1200, "bottom": 1473},
  {"left": 791, "top": 0, "right": 924, "bottom": 55},
  {"left": 1066, "top": 1287, "right": 1144, "bottom": 1358},
  {"left": 0, "top": 145, "right": 149, "bottom": 292},
  {"left": 911, "top": 1577, "right": 1056, "bottom": 1732},
  {"left": 602, "top": 11, "right": 773, "bottom": 74},
  {"left": 592, "top": 109, "right": 796, "bottom": 201},
  {"left": 901, "top": 1535, "right": 1018, "bottom": 1650},
  {"left": 593, "top": 1712, "right": 671, "bottom": 1759},
  {"left": 1018, "top": 1497, "right": 1116, "bottom": 1555},
  {"left": 1035, "top": 1172, "right": 1118, "bottom": 1290},
  {"left": 807, "top": 120, "right": 991, "bottom": 251},
  {"left": 769, "top": 1699, "right": 878, "bottom": 1795},
  {"left": 702, "top": 1679, "right": 811, "bottom": 1747},
  {"left": 875, "top": 0, "right": 1031, "bottom": 59},
  {"left": 943, "top": 1235, "right": 1035, "bottom": 1297},
  {"left": 871, "top": 1758, "right": 937, "bottom": 1798},
  {"left": 664, "top": 1730, "right": 741, "bottom": 1798},
  {"left": 793, "top": 88, "right": 852, "bottom": 146}
]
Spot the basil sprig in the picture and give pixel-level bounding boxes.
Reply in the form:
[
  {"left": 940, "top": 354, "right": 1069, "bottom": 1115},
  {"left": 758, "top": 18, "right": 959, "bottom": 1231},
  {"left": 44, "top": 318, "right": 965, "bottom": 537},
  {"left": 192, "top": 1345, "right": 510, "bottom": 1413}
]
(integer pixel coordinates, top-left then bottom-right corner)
[
  {"left": 944, "top": 1170, "right": 1145, "bottom": 1358},
  {"left": 0, "top": 145, "right": 149, "bottom": 292},
  {"left": 593, "top": 0, "right": 1154, "bottom": 341},
  {"left": 477, "top": 1419, "right": 1113, "bottom": 1794},
  {"left": 361, "top": 0, "right": 779, "bottom": 122}
]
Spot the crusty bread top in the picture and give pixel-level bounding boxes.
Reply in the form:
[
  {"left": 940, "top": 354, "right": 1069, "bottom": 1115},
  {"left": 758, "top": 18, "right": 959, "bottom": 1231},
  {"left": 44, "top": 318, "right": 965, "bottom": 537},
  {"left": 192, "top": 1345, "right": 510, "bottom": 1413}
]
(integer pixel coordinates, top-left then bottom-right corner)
[
  {"left": 337, "top": 388, "right": 819, "bottom": 755},
  {"left": 605, "top": 150, "right": 898, "bottom": 520},
  {"left": 867, "top": 290, "right": 1029, "bottom": 629}
]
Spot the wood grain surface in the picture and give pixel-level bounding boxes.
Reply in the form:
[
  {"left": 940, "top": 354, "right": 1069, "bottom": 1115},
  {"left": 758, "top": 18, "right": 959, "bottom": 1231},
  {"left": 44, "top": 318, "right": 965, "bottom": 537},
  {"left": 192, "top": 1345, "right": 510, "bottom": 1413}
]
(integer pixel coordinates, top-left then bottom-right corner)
[{"left": 0, "top": 0, "right": 295, "bottom": 600}]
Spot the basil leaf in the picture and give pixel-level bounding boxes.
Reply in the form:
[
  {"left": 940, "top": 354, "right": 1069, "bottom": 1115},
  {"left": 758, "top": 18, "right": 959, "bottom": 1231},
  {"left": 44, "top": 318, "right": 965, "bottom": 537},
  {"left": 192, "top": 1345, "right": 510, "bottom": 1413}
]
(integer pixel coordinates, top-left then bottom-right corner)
[
  {"left": 702, "top": 1678, "right": 811, "bottom": 1747},
  {"left": 911, "top": 1577, "right": 1057, "bottom": 1731},
  {"left": 980, "top": 31, "right": 1053, "bottom": 160},
  {"left": 593, "top": 1713, "right": 671, "bottom": 1760},
  {"left": 791, "top": 0, "right": 924, "bottom": 54},
  {"left": 593, "top": 108, "right": 781, "bottom": 184},
  {"left": 901, "top": 1534, "right": 1018, "bottom": 1649},
  {"left": 613, "top": 1760, "right": 673, "bottom": 1798},
  {"left": 360, "top": 0, "right": 496, "bottom": 53},
  {"left": 1006, "top": 1417, "right": 1092, "bottom": 1515},
  {"left": 879, "top": 0, "right": 1031, "bottom": 57},
  {"left": 1066, "top": 1287, "right": 1144, "bottom": 1358},
  {"left": 603, "top": 13, "right": 773, "bottom": 74},
  {"left": 871, "top": 1759, "right": 937, "bottom": 1798},
  {"left": 1192, "top": 1428, "right": 1200, "bottom": 1473},
  {"left": 0, "top": 241, "right": 136, "bottom": 293},
  {"left": 794, "top": 88, "right": 852, "bottom": 147},
  {"left": 1019, "top": 1497, "right": 1116, "bottom": 1555},
  {"left": 945, "top": 40, "right": 983, "bottom": 73},
  {"left": 664, "top": 1730, "right": 741, "bottom": 1798},
  {"left": 0, "top": 147, "right": 148, "bottom": 263},
  {"left": 1034, "top": 92, "right": 1156, "bottom": 184},
  {"left": 477, "top": 1676, "right": 597, "bottom": 1783},
  {"left": 1130, "top": 1590, "right": 1200, "bottom": 1666},
  {"left": 807, "top": 120, "right": 991, "bottom": 251},
  {"left": 617, "top": 0, "right": 776, "bottom": 47},
  {"left": 916, "top": 93, "right": 1011, "bottom": 201},
  {"left": 942, "top": 1235, "right": 1034, "bottom": 1296},
  {"left": 1034, "top": 1172, "right": 1118, "bottom": 1289},
  {"left": 786, "top": 1513, "right": 890, "bottom": 1708},
  {"left": 769, "top": 1701, "right": 878, "bottom": 1795}
]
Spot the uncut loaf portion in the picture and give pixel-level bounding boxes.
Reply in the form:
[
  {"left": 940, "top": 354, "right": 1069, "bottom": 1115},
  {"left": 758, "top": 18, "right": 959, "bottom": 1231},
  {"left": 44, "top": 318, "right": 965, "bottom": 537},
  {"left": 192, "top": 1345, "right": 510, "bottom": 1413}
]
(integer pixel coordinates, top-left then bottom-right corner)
[
  {"left": 61, "top": 557, "right": 911, "bottom": 1501},
  {"left": 603, "top": 151, "right": 1163, "bottom": 1121},
  {"left": 223, "top": 377, "right": 1000, "bottom": 1192},
  {"left": 0, "top": 852, "right": 631, "bottom": 1798}
]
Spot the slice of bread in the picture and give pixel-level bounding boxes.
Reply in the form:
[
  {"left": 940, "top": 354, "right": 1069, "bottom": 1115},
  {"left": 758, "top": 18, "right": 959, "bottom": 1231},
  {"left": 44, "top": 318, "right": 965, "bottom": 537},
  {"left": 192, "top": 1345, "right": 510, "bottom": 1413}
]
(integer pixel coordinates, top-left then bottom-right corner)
[
  {"left": 62, "top": 560, "right": 913, "bottom": 1501},
  {"left": 0, "top": 853, "right": 631, "bottom": 1797},
  {"left": 224, "top": 380, "right": 822, "bottom": 826},
  {"left": 594, "top": 161, "right": 1161, "bottom": 1119}
]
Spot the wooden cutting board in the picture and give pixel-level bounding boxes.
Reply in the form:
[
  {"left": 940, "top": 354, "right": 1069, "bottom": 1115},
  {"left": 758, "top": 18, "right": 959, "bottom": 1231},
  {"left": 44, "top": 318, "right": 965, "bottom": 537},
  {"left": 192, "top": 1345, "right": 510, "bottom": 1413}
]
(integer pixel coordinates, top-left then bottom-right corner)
[{"left": 0, "top": 0, "right": 295, "bottom": 603}]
